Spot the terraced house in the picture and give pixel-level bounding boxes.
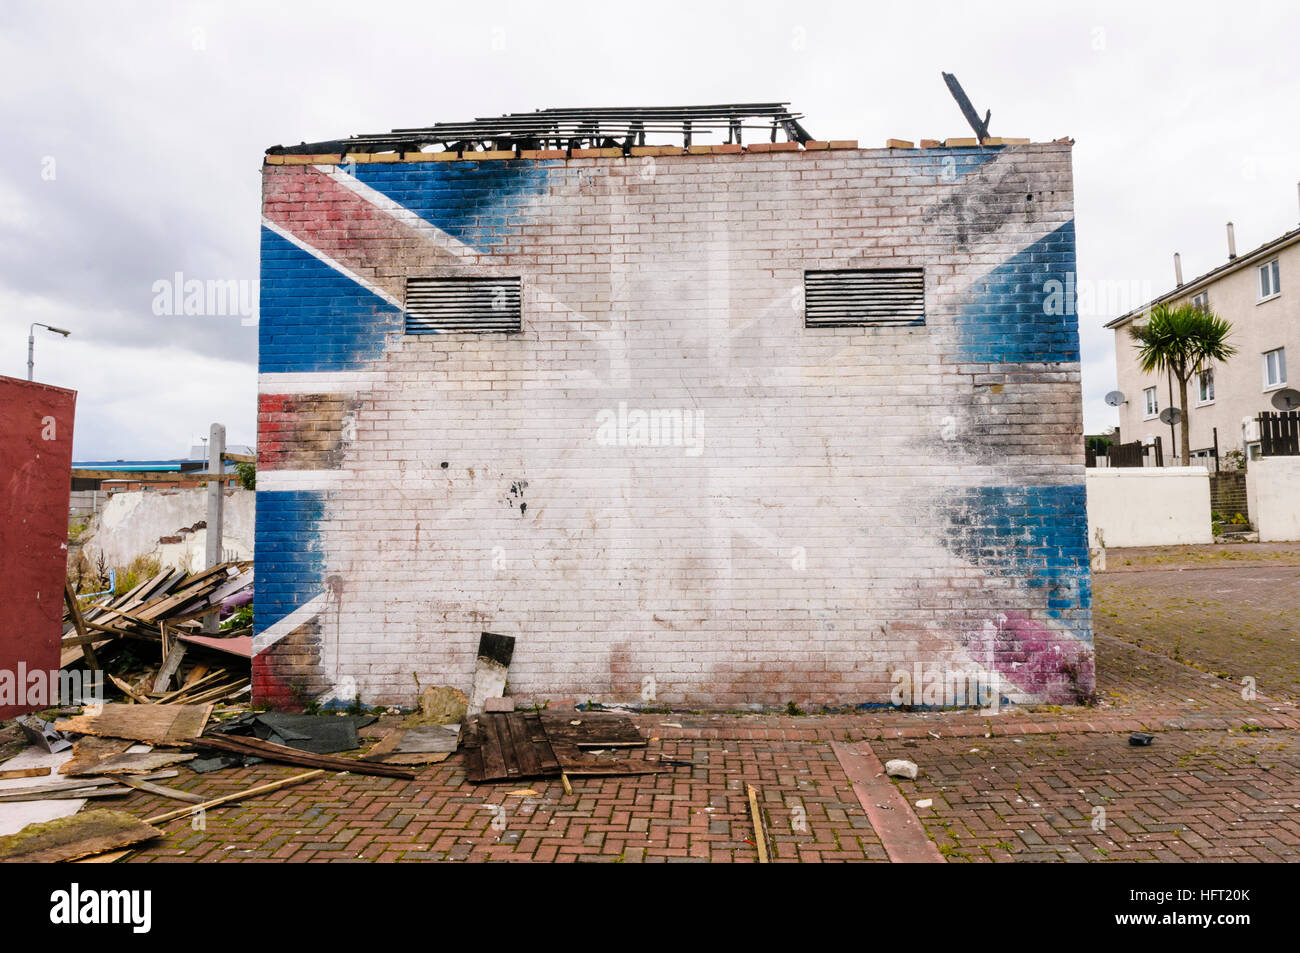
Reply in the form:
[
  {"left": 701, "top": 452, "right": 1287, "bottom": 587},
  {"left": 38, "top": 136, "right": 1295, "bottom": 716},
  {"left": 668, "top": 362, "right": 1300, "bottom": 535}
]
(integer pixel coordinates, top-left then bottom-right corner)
[
  {"left": 252, "top": 105, "right": 1093, "bottom": 711},
  {"left": 1107, "top": 217, "right": 1300, "bottom": 461}
]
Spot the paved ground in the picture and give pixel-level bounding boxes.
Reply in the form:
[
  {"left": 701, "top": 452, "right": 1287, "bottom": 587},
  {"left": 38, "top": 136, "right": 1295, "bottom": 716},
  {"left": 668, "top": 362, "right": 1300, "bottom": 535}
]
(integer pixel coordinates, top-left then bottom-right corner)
[
  {"left": 1094, "top": 543, "right": 1300, "bottom": 704},
  {"left": 93, "top": 543, "right": 1300, "bottom": 863}
]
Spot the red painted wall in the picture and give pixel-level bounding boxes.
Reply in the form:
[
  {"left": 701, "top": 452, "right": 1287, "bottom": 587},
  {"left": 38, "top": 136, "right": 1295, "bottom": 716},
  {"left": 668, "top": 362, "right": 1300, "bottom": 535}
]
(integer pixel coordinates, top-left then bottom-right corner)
[{"left": 0, "top": 375, "right": 77, "bottom": 720}]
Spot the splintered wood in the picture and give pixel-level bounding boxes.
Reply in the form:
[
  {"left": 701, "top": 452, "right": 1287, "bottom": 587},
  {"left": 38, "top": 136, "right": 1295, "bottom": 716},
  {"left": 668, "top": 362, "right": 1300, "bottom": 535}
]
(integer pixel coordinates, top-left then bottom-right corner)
[{"left": 54, "top": 703, "right": 212, "bottom": 746}]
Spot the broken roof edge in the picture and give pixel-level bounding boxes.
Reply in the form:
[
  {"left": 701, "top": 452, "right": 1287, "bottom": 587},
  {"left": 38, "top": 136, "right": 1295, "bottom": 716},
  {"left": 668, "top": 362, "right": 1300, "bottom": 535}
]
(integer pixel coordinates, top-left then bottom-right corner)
[
  {"left": 1103, "top": 224, "right": 1300, "bottom": 329},
  {"left": 265, "top": 102, "right": 813, "bottom": 156},
  {"left": 263, "top": 137, "right": 1066, "bottom": 165}
]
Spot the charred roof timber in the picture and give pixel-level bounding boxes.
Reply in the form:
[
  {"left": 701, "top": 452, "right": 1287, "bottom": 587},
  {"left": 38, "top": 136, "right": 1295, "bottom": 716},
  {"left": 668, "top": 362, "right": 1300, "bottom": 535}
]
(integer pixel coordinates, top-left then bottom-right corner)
[{"left": 266, "top": 103, "right": 813, "bottom": 156}]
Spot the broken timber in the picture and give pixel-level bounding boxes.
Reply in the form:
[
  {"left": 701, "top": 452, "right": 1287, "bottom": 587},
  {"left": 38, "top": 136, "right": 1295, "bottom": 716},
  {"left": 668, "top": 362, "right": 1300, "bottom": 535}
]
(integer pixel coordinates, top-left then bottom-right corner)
[
  {"left": 54, "top": 703, "right": 212, "bottom": 746},
  {"left": 189, "top": 735, "right": 416, "bottom": 780}
]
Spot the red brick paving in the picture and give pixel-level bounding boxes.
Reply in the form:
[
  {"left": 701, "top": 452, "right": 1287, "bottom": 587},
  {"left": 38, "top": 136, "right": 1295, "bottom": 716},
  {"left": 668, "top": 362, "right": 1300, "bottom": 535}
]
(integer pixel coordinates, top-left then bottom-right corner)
[{"left": 102, "top": 544, "right": 1300, "bottom": 863}]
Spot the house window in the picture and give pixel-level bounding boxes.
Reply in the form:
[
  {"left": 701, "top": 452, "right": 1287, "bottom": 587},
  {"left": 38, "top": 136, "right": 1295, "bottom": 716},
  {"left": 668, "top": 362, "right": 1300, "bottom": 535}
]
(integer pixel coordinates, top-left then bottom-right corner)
[
  {"left": 1191, "top": 291, "right": 1208, "bottom": 311},
  {"left": 404, "top": 276, "right": 522, "bottom": 333},
  {"left": 1143, "top": 386, "right": 1159, "bottom": 418},
  {"left": 1197, "top": 368, "right": 1215, "bottom": 403},
  {"left": 1263, "top": 347, "right": 1287, "bottom": 389},
  {"left": 1258, "top": 259, "right": 1281, "bottom": 300},
  {"left": 803, "top": 269, "right": 925, "bottom": 327}
]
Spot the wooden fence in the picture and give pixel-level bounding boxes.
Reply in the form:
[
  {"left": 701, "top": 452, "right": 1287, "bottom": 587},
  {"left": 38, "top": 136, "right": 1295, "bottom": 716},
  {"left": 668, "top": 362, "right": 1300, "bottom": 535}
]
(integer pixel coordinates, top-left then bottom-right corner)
[{"left": 1257, "top": 411, "right": 1300, "bottom": 457}]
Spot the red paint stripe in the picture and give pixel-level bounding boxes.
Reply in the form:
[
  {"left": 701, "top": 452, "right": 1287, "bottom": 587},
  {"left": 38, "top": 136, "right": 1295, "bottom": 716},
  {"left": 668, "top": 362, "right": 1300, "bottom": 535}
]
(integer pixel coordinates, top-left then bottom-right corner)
[{"left": 263, "top": 166, "right": 422, "bottom": 300}]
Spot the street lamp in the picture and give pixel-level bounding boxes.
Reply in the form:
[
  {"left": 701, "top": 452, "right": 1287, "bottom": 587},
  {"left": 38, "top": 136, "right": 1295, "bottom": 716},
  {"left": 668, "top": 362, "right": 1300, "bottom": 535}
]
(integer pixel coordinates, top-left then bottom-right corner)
[{"left": 27, "top": 322, "right": 71, "bottom": 381}]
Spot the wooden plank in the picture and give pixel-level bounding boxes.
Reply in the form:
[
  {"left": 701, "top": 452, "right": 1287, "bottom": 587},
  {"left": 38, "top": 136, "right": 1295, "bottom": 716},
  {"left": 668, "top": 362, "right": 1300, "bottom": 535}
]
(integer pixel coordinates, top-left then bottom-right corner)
[
  {"left": 169, "top": 680, "right": 248, "bottom": 706},
  {"left": 109, "top": 774, "right": 206, "bottom": 804},
  {"left": 73, "top": 849, "right": 134, "bottom": 864},
  {"left": 459, "top": 717, "right": 485, "bottom": 782},
  {"left": 108, "top": 674, "right": 152, "bottom": 704},
  {"left": 59, "top": 736, "right": 132, "bottom": 775},
  {"left": 70, "top": 468, "right": 230, "bottom": 483},
  {"left": 63, "top": 750, "right": 197, "bottom": 777},
  {"left": 153, "top": 641, "right": 187, "bottom": 693},
  {"left": 0, "top": 786, "right": 133, "bottom": 802},
  {"left": 0, "top": 766, "right": 51, "bottom": 780},
  {"left": 0, "top": 810, "right": 162, "bottom": 862},
  {"left": 539, "top": 711, "right": 646, "bottom": 748},
  {"left": 64, "top": 580, "right": 100, "bottom": 671},
  {"left": 526, "top": 713, "right": 562, "bottom": 775},
  {"left": 0, "top": 771, "right": 179, "bottom": 802},
  {"left": 152, "top": 668, "right": 225, "bottom": 702},
  {"left": 477, "top": 715, "right": 509, "bottom": 781},
  {"left": 54, "top": 703, "right": 212, "bottom": 745},
  {"left": 498, "top": 713, "right": 527, "bottom": 778},
  {"left": 506, "top": 712, "right": 541, "bottom": 778},
  {"left": 143, "top": 770, "right": 324, "bottom": 825},
  {"left": 747, "top": 783, "right": 769, "bottom": 863},
  {"left": 188, "top": 736, "right": 416, "bottom": 780}
]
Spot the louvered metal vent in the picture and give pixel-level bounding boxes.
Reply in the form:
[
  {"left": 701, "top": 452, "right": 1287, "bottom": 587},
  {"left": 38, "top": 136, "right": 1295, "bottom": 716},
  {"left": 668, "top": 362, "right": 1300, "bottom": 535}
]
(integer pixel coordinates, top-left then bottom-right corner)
[
  {"left": 405, "top": 277, "right": 522, "bottom": 333},
  {"left": 804, "top": 269, "right": 925, "bottom": 327}
]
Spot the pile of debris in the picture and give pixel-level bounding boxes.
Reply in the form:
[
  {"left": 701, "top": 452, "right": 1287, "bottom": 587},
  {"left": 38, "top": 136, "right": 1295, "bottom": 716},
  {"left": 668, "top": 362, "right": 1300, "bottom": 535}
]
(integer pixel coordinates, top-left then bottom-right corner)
[
  {"left": 0, "top": 631, "right": 675, "bottom": 863},
  {"left": 62, "top": 561, "right": 253, "bottom": 706}
]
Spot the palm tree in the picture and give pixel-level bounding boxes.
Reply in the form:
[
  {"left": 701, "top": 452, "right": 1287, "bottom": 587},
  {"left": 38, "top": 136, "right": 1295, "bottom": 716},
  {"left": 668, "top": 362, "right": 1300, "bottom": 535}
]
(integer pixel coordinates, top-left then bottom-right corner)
[{"left": 1129, "top": 303, "right": 1237, "bottom": 466}]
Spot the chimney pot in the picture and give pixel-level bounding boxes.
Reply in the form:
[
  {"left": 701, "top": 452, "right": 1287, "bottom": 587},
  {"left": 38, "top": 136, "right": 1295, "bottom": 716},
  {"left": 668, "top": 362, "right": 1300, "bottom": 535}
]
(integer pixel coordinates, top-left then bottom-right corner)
[
  {"left": 1174, "top": 252, "right": 1183, "bottom": 286},
  {"left": 1227, "top": 221, "right": 1237, "bottom": 259}
]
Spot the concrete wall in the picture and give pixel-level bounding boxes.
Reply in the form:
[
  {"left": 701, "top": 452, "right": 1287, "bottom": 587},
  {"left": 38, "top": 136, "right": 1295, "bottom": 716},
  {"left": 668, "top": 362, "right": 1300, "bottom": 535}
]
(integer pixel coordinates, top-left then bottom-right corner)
[
  {"left": 0, "top": 375, "right": 76, "bottom": 719},
  {"left": 81, "top": 488, "right": 254, "bottom": 571},
  {"left": 1086, "top": 467, "right": 1213, "bottom": 548},
  {"left": 1246, "top": 456, "right": 1300, "bottom": 541},
  {"left": 69, "top": 489, "right": 105, "bottom": 520},
  {"left": 254, "top": 140, "right": 1092, "bottom": 710}
]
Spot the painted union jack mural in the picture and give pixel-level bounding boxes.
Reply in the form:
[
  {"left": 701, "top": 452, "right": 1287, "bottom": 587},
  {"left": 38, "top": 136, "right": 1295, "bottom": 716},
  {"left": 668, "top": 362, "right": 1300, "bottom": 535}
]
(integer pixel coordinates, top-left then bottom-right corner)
[{"left": 254, "top": 138, "right": 1091, "bottom": 711}]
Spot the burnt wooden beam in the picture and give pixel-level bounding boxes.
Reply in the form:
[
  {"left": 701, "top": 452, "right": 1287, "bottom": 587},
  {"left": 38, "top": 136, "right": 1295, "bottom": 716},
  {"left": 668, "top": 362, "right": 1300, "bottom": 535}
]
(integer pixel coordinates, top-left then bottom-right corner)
[{"left": 941, "top": 71, "right": 991, "bottom": 141}]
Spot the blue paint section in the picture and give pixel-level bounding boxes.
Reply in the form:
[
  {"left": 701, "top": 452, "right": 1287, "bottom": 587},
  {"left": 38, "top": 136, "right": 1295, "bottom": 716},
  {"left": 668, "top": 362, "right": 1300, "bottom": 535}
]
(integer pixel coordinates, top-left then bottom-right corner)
[
  {"left": 940, "top": 483, "right": 1092, "bottom": 619},
  {"left": 350, "top": 160, "right": 563, "bottom": 253},
  {"left": 258, "top": 227, "right": 403, "bottom": 372},
  {"left": 952, "top": 221, "right": 1079, "bottom": 364},
  {"left": 899, "top": 147, "right": 1001, "bottom": 181},
  {"left": 254, "top": 490, "right": 326, "bottom": 632}
]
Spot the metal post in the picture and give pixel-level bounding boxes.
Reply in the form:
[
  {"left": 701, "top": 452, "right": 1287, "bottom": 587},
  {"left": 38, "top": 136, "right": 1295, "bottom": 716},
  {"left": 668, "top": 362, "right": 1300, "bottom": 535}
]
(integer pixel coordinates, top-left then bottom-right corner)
[
  {"left": 27, "top": 331, "right": 34, "bottom": 381},
  {"left": 203, "top": 423, "right": 225, "bottom": 633}
]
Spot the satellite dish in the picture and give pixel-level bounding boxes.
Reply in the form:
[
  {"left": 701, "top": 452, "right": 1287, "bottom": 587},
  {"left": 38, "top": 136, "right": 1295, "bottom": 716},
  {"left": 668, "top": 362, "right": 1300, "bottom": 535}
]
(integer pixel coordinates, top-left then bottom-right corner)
[
  {"left": 1271, "top": 388, "right": 1300, "bottom": 411},
  {"left": 1158, "top": 407, "right": 1182, "bottom": 425},
  {"left": 1104, "top": 390, "right": 1126, "bottom": 407}
]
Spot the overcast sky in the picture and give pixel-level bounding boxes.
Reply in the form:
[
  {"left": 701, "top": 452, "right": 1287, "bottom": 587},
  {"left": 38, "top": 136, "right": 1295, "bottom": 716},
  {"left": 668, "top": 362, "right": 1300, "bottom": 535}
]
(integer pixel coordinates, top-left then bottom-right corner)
[{"left": 2, "top": 0, "right": 1297, "bottom": 459}]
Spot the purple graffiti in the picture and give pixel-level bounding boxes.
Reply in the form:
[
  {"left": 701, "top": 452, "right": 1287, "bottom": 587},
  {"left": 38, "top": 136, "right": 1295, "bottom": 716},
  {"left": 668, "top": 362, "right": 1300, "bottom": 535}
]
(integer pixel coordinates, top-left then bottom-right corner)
[{"left": 964, "top": 610, "right": 1094, "bottom": 704}]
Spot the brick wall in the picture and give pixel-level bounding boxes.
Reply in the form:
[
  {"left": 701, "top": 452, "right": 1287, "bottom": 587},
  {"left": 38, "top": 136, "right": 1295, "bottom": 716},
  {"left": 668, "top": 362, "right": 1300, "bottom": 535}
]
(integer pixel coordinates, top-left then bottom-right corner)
[
  {"left": 254, "top": 142, "right": 1092, "bottom": 710},
  {"left": 1209, "top": 470, "right": 1249, "bottom": 522}
]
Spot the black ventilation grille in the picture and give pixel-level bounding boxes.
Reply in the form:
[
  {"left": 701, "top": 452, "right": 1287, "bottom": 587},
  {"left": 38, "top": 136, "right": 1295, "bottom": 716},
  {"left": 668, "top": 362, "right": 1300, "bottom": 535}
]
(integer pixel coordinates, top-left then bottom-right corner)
[
  {"left": 405, "top": 277, "right": 522, "bottom": 333},
  {"left": 804, "top": 269, "right": 926, "bottom": 327}
]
